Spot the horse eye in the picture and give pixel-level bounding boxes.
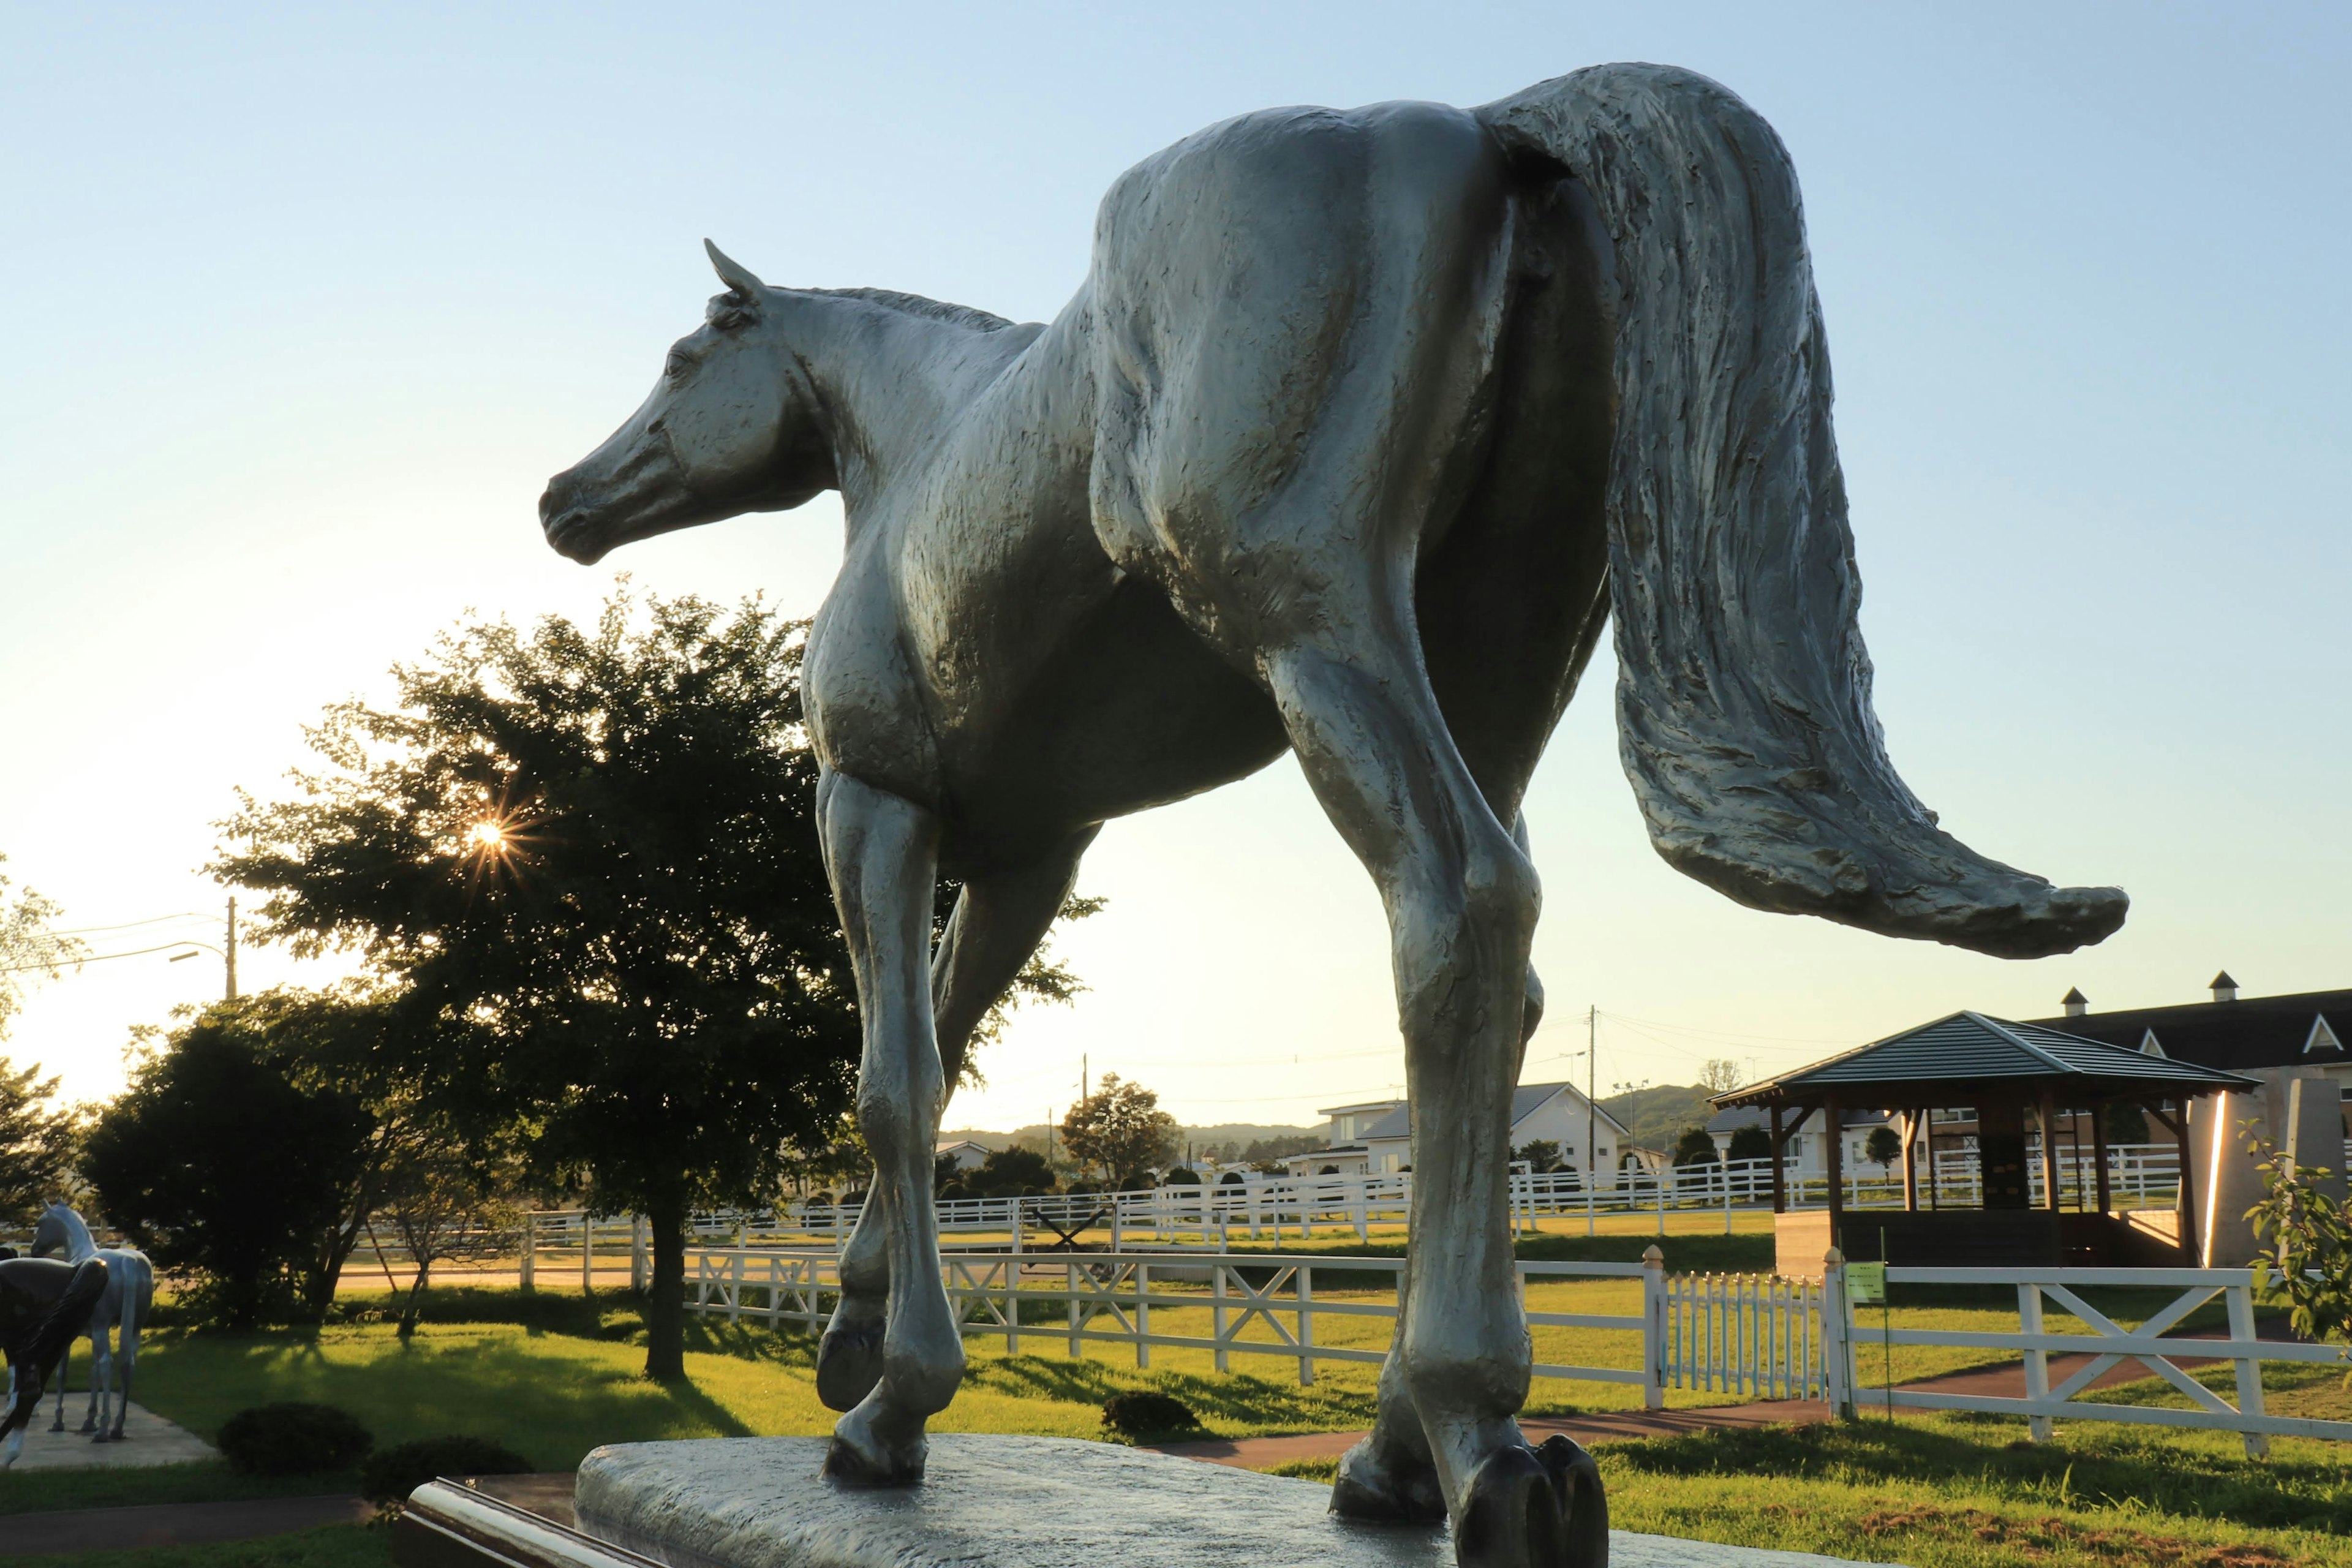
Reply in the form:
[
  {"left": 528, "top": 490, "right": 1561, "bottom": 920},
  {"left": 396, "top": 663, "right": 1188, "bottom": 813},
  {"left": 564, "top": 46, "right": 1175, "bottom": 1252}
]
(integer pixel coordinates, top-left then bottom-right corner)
[{"left": 665, "top": 353, "right": 692, "bottom": 379}]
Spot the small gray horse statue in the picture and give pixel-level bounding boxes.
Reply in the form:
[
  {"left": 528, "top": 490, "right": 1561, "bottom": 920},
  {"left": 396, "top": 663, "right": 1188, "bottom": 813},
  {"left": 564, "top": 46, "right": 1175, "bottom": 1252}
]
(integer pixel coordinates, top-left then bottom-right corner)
[
  {"left": 31, "top": 1203, "right": 153, "bottom": 1442},
  {"left": 1, "top": 1254, "right": 109, "bottom": 1469},
  {"left": 544, "top": 63, "right": 2125, "bottom": 1567}
]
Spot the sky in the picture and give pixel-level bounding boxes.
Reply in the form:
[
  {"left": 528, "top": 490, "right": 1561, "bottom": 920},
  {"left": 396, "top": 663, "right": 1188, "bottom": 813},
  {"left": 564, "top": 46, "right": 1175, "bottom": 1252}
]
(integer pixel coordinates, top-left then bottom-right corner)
[{"left": 3, "top": 3, "right": 2348, "bottom": 1134}]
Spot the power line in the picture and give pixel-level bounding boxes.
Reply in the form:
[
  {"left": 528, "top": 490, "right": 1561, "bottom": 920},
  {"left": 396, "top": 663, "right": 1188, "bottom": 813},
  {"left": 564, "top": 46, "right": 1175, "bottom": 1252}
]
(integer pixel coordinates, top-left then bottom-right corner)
[
  {"left": 0, "top": 941, "right": 216, "bottom": 975},
  {"left": 47, "top": 911, "right": 216, "bottom": 938}
]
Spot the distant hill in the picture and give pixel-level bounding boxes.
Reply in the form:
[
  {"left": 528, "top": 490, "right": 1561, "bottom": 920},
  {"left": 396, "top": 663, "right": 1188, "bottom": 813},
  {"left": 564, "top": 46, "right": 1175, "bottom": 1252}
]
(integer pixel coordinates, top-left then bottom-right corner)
[{"left": 1599, "top": 1084, "right": 1717, "bottom": 1153}]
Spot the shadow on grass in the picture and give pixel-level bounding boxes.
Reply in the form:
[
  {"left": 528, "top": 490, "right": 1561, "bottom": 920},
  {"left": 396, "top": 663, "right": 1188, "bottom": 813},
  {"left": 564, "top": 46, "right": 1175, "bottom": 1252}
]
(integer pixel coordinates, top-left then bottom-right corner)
[
  {"left": 962, "top": 1354, "right": 1375, "bottom": 1434},
  {"left": 1602, "top": 1415, "right": 2352, "bottom": 1535}
]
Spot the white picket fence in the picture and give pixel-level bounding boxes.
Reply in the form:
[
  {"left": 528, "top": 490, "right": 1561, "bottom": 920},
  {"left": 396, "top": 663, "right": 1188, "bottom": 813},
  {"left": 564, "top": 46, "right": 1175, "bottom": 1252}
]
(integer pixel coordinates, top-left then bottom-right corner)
[{"left": 681, "top": 1243, "right": 2352, "bottom": 1453}]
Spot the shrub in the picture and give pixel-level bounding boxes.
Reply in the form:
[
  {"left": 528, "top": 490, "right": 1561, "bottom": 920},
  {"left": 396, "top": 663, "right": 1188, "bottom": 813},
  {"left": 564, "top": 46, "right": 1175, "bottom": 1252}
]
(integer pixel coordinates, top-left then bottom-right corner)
[
  {"left": 1161, "top": 1167, "right": 1200, "bottom": 1186},
  {"left": 362, "top": 1436, "right": 533, "bottom": 1509},
  {"left": 1101, "top": 1390, "right": 1201, "bottom": 1441},
  {"left": 216, "top": 1403, "right": 373, "bottom": 1476}
]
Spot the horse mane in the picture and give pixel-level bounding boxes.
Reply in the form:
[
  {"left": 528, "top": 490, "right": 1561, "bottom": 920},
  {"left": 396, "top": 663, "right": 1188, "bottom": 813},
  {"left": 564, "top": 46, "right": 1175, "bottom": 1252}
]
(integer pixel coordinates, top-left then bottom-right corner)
[{"left": 806, "top": 287, "right": 1016, "bottom": 334}]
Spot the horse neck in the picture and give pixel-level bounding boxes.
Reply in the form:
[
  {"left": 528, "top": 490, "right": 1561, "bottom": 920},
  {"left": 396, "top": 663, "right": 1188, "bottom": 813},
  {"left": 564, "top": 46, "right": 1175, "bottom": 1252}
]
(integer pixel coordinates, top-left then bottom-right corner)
[
  {"left": 53, "top": 1209, "right": 96, "bottom": 1262},
  {"left": 782, "top": 292, "right": 1036, "bottom": 523}
]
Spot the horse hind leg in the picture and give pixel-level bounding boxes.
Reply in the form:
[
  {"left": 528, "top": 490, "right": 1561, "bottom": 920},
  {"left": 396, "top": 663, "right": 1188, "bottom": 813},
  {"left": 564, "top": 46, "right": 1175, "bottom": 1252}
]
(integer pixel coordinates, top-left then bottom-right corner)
[
  {"left": 109, "top": 1308, "right": 140, "bottom": 1441},
  {"left": 85, "top": 1333, "right": 110, "bottom": 1440}
]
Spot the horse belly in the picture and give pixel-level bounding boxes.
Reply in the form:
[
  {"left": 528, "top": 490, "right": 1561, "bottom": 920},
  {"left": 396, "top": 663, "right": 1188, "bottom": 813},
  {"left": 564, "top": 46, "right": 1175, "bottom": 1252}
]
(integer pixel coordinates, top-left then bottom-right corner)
[{"left": 937, "top": 577, "right": 1287, "bottom": 870}]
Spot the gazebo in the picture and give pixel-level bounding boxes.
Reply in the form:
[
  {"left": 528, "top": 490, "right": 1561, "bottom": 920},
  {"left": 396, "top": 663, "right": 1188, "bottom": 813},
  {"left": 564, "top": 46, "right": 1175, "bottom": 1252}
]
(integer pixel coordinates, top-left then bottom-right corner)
[{"left": 1712, "top": 1011, "right": 2258, "bottom": 1276}]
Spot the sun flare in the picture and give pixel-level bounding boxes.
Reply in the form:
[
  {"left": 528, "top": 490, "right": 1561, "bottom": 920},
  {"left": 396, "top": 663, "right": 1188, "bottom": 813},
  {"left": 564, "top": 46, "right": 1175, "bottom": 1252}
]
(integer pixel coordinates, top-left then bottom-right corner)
[{"left": 466, "top": 820, "right": 508, "bottom": 851}]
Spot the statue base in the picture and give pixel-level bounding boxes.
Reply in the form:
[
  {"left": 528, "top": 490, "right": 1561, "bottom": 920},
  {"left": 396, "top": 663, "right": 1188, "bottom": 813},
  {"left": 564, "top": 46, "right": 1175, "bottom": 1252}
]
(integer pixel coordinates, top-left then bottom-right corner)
[{"left": 393, "top": 1435, "right": 1893, "bottom": 1568}]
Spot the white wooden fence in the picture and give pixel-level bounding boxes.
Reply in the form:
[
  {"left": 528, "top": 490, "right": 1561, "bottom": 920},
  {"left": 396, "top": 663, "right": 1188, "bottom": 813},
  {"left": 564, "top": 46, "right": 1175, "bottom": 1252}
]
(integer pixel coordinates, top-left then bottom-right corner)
[
  {"left": 1847, "top": 1262, "right": 2352, "bottom": 1457},
  {"left": 680, "top": 1242, "right": 2352, "bottom": 1453}
]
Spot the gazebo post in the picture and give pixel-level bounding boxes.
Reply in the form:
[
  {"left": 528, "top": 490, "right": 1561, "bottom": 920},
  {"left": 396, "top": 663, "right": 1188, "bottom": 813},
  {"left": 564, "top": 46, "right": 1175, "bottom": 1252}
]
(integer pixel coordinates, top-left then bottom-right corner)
[
  {"left": 1823, "top": 1095, "right": 1844, "bottom": 1250},
  {"left": 2091, "top": 1101, "right": 2111, "bottom": 1216},
  {"left": 2169, "top": 1098, "right": 2199, "bottom": 1263},
  {"left": 1901, "top": 1108, "right": 1919, "bottom": 1212},
  {"left": 2037, "top": 1085, "right": 2062, "bottom": 1212},
  {"left": 1769, "top": 1104, "right": 1785, "bottom": 1214}
]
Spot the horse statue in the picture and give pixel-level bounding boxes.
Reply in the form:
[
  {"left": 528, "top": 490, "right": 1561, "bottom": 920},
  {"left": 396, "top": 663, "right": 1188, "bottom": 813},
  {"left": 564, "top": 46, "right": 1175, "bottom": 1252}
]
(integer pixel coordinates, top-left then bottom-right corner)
[
  {"left": 1, "top": 1254, "right": 110, "bottom": 1469},
  {"left": 31, "top": 1202, "right": 154, "bottom": 1443},
  {"left": 543, "top": 62, "right": 2125, "bottom": 1566}
]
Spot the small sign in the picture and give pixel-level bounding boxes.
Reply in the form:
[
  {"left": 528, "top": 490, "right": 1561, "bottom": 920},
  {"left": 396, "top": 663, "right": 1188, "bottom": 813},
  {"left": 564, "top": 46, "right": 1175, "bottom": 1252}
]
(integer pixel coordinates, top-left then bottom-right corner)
[{"left": 1847, "top": 1262, "right": 1887, "bottom": 1305}]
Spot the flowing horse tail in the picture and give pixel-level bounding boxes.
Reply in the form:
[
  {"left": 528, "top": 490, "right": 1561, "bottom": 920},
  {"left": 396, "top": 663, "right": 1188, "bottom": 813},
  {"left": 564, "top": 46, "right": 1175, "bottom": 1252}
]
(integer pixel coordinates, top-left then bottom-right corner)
[
  {"left": 3, "top": 1259, "right": 108, "bottom": 1444},
  {"left": 1479, "top": 65, "right": 2125, "bottom": 960}
]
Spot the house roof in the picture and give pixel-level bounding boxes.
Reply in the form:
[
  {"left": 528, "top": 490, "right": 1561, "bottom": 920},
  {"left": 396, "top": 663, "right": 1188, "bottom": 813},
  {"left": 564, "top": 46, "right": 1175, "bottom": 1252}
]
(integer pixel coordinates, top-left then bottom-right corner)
[
  {"left": 1359, "top": 1081, "right": 1630, "bottom": 1142},
  {"left": 2022, "top": 986, "right": 2352, "bottom": 1073},
  {"left": 1711, "top": 1012, "right": 2259, "bottom": 1109}
]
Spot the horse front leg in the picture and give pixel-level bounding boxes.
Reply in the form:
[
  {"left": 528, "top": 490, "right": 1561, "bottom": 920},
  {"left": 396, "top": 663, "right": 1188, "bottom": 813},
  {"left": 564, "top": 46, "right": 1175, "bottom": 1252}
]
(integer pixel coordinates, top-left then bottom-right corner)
[
  {"left": 813, "top": 770, "right": 963, "bottom": 1483},
  {"left": 83, "top": 1335, "right": 108, "bottom": 1439},
  {"left": 47, "top": 1341, "right": 67, "bottom": 1432},
  {"left": 815, "top": 1197, "right": 891, "bottom": 1412}
]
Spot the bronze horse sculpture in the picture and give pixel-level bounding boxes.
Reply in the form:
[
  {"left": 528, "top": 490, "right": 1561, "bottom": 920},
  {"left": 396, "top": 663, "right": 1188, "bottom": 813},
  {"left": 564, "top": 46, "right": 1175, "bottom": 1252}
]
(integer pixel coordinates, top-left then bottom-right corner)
[
  {"left": 1, "top": 1256, "right": 110, "bottom": 1469},
  {"left": 545, "top": 62, "right": 2124, "bottom": 1566}
]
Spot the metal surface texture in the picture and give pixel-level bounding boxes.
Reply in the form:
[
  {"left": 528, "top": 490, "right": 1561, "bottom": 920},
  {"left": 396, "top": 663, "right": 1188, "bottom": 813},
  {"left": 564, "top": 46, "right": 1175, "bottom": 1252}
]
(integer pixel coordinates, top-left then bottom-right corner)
[{"left": 543, "top": 62, "right": 2127, "bottom": 1566}]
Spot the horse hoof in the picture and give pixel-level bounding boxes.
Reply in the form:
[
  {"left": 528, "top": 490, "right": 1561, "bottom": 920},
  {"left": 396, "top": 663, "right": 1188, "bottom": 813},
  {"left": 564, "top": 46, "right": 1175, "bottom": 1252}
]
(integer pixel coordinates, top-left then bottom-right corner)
[
  {"left": 89, "top": 1432, "right": 111, "bottom": 1446},
  {"left": 1533, "top": 1435, "right": 1608, "bottom": 1568},
  {"left": 815, "top": 1320, "right": 886, "bottom": 1414},
  {"left": 821, "top": 1411, "right": 924, "bottom": 1486},
  {"left": 1455, "top": 1444, "right": 1568, "bottom": 1568},
  {"left": 1330, "top": 1436, "right": 1446, "bottom": 1524}
]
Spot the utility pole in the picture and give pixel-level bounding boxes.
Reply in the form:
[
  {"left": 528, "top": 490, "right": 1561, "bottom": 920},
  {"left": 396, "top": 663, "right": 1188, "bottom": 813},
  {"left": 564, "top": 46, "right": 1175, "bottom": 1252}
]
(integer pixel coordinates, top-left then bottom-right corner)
[
  {"left": 1082, "top": 1054, "right": 1089, "bottom": 1105},
  {"left": 225, "top": 895, "right": 238, "bottom": 1002},
  {"left": 1585, "top": 1006, "right": 1597, "bottom": 1189}
]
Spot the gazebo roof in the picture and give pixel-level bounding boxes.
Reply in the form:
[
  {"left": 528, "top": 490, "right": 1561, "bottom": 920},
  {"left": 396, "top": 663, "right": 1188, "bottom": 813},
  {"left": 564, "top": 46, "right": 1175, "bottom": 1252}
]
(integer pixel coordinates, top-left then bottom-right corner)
[{"left": 1711, "top": 1011, "right": 2259, "bottom": 1109}]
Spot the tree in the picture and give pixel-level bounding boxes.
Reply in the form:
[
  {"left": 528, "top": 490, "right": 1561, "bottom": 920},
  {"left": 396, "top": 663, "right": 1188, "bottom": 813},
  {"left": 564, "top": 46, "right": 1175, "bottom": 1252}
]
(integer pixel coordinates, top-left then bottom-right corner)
[
  {"left": 372, "top": 1144, "right": 518, "bottom": 1338},
  {"left": 0, "top": 855, "right": 86, "bottom": 1040},
  {"left": 0, "top": 1057, "right": 77, "bottom": 1227},
  {"left": 213, "top": 592, "right": 862, "bottom": 1378},
  {"left": 2245, "top": 1134, "right": 2352, "bottom": 1357},
  {"left": 959, "top": 1146, "right": 1058, "bottom": 1200},
  {"left": 1512, "top": 1139, "right": 1563, "bottom": 1173},
  {"left": 1864, "top": 1125, "right": 1905, "bottom": 1173},
  {"left": 2104, "top": 1102, "right": 2150, "bottom": 1145},
  {"left": 1672, "top": 1127, "right": 1720, "bottom": 1166},
  {"left": 1059, "top": 1074, "right": 1179, "bottom": 1184},
  {"left": 83, "top": 1005, "right": 371, "bottom": 1326},
  {"left": 1725, "top": 1125, "right": 1773, "bottom": 1166},
  {"left": 1698, "top": 1058, "right": 1745, "bottom": 1095}
]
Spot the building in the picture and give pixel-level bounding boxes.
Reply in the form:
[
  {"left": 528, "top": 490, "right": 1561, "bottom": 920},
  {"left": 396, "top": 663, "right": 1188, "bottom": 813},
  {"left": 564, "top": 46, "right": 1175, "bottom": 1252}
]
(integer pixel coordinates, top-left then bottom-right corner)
[
  {"left": 2025, "top": 975, "right": 2352, "bottom": 1264},
  {"left": 1286, "top": 1083, "right": 1632, "bottom": 1183},
  {"left": 1705, "top": 1104, "right": 1898, "bottom": 1180},
  {"left": 933, "top": 1139, "right": 993, "bottom": 1173}
]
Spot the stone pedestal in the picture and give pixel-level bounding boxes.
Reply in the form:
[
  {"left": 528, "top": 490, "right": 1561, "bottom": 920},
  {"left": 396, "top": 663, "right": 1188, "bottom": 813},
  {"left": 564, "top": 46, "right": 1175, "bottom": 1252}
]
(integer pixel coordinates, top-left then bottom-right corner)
[{"left": 396, "top": 1436, "right": 1898, "bottom": 1568}]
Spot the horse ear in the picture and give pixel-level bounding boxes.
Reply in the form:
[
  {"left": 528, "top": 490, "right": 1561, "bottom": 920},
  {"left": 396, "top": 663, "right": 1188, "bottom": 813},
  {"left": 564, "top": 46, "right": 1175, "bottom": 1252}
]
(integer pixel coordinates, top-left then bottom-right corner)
[{"left": 704, "top": 239, "right": 766, "bottom": 301}]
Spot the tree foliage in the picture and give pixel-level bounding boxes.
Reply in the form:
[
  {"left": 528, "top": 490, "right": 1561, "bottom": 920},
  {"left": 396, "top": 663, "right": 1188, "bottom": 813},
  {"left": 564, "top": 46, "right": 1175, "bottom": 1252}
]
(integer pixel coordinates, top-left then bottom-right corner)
[
  {"left": 1697, "top": 1058, "right": 1746, "bottom": 1095},
  {"left": 1512, "top": 1139, "right": 1564, "bottom": 1173},
  {"left": 0, "top": 854, "right": 86, "bottom": 1041},
  {"left": 1725, "top": 1124, "right": 1773, "bottom": 1166},
  {"left": 940, "top": 1145, "right": 1058, "bottom": 1201},
  {"left": 1672, "top": 1127, "right": 1721, "bottom": 1167},
  {"left": 0, "top": 1056, "right": 77, "bottom": 1228},
  {"left": 2245, "top": 1135, "right": 2352, "bottom": 1359},
  {"left": 83, "top": 1005, "right": 371, "bottom": 1326},
  {"left": 1058, "top": 1074, "right": 1178, "bottom": 1184},
  {"left": 213, "top": 590, "right": 865, "bottom": 1376},
  {"left": 1864, "top": 1125, "right": 1905, "bottom": 1170}
]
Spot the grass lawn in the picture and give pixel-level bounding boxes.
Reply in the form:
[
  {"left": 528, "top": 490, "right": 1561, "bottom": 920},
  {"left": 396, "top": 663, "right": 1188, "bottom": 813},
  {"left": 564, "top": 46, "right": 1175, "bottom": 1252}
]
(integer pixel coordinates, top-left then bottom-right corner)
[
  {"left": 1275, "top": 1414, "right": 2352, "bottom": 1567},
  {"left": 34, "top": 1528, "right": 387, "bottom": 1568}
]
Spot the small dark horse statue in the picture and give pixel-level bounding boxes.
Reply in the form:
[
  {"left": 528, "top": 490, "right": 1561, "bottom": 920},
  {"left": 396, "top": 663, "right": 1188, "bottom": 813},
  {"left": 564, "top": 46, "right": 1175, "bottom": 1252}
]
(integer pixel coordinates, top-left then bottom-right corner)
[
  {"left": 1, "top": 1256, "right": 110, "bottom": 1468},
  {"left": 546, "top": 62, "right": 2126, "bottom": 1567}
]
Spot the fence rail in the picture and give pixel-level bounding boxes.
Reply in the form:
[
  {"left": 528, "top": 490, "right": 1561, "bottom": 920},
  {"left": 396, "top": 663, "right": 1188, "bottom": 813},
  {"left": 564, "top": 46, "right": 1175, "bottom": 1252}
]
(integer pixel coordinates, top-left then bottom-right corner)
[{"left": 683, "top": 1245, "right": 1668, "bottom": 1402}]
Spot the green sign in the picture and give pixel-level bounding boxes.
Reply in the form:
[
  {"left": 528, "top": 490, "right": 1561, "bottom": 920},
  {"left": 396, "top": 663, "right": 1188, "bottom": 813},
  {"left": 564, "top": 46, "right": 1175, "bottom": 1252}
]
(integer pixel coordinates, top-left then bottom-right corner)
[{"left": 1847, "top": 1262, "right": 1887, "bottom": 1305}]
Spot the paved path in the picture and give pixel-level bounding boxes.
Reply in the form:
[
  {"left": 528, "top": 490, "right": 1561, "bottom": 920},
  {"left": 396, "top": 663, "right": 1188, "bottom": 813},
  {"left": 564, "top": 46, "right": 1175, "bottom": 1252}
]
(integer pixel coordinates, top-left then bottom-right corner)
[
  {"left": 1, "top": 1404, "right": 212, "bottom": 1471},
  {"left": 0, "top": 1496, "right": 374, "bottom": 1558}
]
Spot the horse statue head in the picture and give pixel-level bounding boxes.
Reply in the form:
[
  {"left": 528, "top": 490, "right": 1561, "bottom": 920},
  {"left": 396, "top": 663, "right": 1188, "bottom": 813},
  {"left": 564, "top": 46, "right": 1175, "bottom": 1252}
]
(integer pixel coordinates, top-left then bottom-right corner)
[
  {"left": 30, "top": 1202, "right": 88, "bottom": 1263},
  {"left": 539, "top": 243, "right": 836, "bottom": 566}
]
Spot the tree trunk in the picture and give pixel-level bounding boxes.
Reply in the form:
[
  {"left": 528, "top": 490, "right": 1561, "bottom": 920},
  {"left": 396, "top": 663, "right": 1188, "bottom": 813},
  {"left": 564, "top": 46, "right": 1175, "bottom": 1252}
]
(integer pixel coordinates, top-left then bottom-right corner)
[{"left": 643, "top": 1202, "right": 687, "bottom": 1381}]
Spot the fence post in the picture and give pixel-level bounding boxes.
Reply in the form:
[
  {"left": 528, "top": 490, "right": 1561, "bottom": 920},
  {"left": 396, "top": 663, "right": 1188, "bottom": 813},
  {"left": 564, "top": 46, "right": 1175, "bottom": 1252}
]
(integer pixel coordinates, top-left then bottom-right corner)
[
  {"left": 520, "top": 1213, "right": 535, "bottom": 1292},
  {"left": 631, "top": 1215, "right": 649, "bottom": 1294},
  {"left": 1067, "top": 1261, "right": 1081, "bottom": 1359},
  {"left": 581, "top": 1214, "right": 593, "bottom": 1294},
  {"left": 1724, "top": 1169, "right": 1734, "bottom": 1235},
  {"left": 1822, "top": 1247, "right": 1855, "bottom": 1420},
  {"left": 2019, "top": 1283, "right": 2052, "bottom": 1442},
  {"left": 1006, "top": 1256, "right": 1020, "bottom": 1358},
  {"left": 1642, "top": 1243, "right": 1666, "bottom": 1410},
  {"left": 1137, "top": 1261, "right": 1151, "bottom": 1370},
  {"left": 1298, "top": 1265, "right": 1316, "bottom": 1387},
  {"left": 1213, "top": 1262, "right": 1231, "bottom": 1373},
  {"left": 2225, "top": 1280, "right": 2272, "bottom": 1458},
  {"left": 729, "top": 1251, "right": 745, "bottom": 1325}
]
